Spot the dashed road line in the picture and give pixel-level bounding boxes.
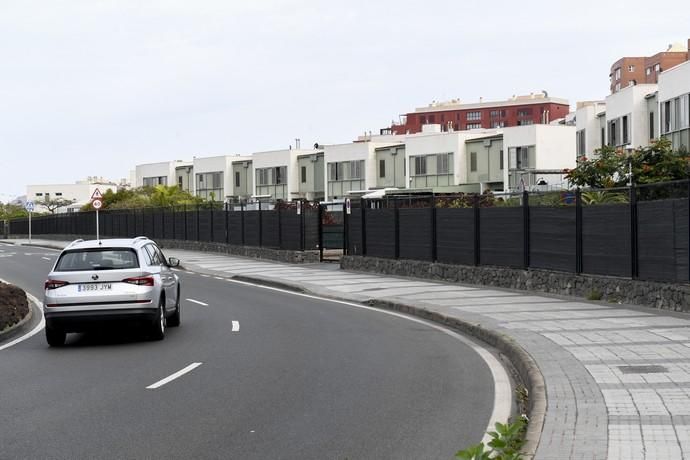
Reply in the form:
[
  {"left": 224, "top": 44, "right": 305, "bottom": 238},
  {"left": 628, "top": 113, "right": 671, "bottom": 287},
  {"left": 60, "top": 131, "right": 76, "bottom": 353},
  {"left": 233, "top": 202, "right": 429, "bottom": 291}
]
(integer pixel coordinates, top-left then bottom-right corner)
[
  {"left": 146, "top": 362, "right": 203, "bottom": 389},
  {"left": 186, "top": 298, "right": 208, "bottom": 306},
  {"left": 232, "top": 321, "right": 240, "bottom": 332}
]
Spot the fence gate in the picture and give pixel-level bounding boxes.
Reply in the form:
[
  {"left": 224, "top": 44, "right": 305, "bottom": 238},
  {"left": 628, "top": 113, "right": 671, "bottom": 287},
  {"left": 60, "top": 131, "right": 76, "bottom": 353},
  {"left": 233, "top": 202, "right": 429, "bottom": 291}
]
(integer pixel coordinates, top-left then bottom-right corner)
[{"left": 319, "top": 204, "right": 344, "bottom": 262}]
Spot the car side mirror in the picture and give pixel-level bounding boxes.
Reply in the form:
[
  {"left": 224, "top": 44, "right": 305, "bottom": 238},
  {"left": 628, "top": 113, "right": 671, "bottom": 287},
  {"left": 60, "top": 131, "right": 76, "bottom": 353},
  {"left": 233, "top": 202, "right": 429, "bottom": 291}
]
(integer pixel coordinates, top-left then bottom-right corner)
[{"left": 167, "top": 257, "right": 180, "bottom": 267}]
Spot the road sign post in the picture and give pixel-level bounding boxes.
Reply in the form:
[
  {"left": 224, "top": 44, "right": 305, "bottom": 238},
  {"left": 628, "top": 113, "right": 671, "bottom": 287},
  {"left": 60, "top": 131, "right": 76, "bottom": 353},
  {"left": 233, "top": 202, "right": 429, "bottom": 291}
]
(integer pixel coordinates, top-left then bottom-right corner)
[
  {"left": 92, "top": 198, "right": 102, "bottom": 240},
  {"left": 25, "top": 201, "right": 34, "bottom": 243}
]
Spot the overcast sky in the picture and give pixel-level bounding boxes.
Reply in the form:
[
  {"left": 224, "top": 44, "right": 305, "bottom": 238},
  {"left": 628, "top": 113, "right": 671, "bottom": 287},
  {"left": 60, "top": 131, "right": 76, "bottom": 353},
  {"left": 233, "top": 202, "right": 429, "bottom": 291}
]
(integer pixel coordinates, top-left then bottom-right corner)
[{"left": 1, "top": 0, "right": 689, "bottom": 201}]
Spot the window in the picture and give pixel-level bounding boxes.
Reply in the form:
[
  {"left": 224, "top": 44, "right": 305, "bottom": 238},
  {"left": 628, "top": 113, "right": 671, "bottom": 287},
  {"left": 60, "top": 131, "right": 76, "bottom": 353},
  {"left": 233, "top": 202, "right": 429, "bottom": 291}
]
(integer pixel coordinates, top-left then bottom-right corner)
[
  {"left": 235, "top": 171, "right": 241, "bottom": 187},
  {"left": 328, "top": 160, "right": 364, "bottom": 181},
  {"left": 662, "top": 100, "right": 672, "bottom": 133},
  {"left": 470, "top": 152, "right": 477, "bottom": 172},
  {"left": 491, "top": 121, "right": 505, "bottom": 128},
  {"left": 576, "top": 129, "right": 586, "bottom": 156},
  {"left": 379, "top": 159, "right": 386, "bottom": 178},
  {"left": 646, "top": 67, "right": 652, "bottom": 76},
  {"left": 614, "top": 68, "right": 621, "bottom": 80},
  {"left": 436, "top": 154, "right": 449, "bottom": 174},
  {"left": 467, "top": 111, "right": 481, "bottom": 121},
  {"left": 429, "top": 115, "right": 436, "bottom": 124},
  {"left": 178, "top": 176, "right": 183, "bottom": 188},
  {"left": 649, "top": 112, "right": 655, "bottom": 140},
  {"left": 420, "top": 115, "right": 427, "bottom": 125},
  {"left": 517, "top": 108, "right": 533, "bottom": 117},
  {"left": 490, "top": 110, "right": 505, "bottom": 118},
  {"left": 499, "top": 150, "right": 504, "bottom": 170},
  {"left": 257, "top": 168, "right": 270, "bottom": 186},
  {"left": 414, "top": 156, "right": 427, "bottom": 175},
  {"left": 466, "top": 123, "right": 482, "bottom": 129},
  {"left": 628, "top": 65, "right": 635, "bottom": 72},
  {"left": 35, "top": 193, "right": 43, "bottom": 197},
  {"left": 274, "top": 166, "right": 286, "bottom": 185},
  {"left": 143, "top": 176, "right": 167, "bottom": 187},
  {"left": 517, "top": 120, "right": 533, "bottom": 126},
  {"left": 655, "top": 63, "right": 660, "bottom": 72},
  {"left": 350, "top": 160, "right": 363, "bottom": 179},
  {"left": 509, "top": 147, "right": 531, "bottom": 169},
  {"left": 55, "top": 192, "right": 63, "bottom": 196},
  {"left": 601, "top": 127, "right": 606, "bottom": 148},
  {"left": 622, "top": 115, "right": 629, "bottom": 144},
  {"left": 608, "top": 119, "right": 619, "bottom": 146},
  {"left": 301, "top": 166, "right": 307, "bottom": 183},
  {"left": 615, "top": 83, "right": 621, "bottom": 92}
]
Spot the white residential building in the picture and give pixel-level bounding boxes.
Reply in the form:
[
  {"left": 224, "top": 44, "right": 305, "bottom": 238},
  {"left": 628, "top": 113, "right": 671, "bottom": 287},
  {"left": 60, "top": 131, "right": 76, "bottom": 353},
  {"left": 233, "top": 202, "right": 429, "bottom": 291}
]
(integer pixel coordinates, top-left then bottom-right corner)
[
  {"left": 135, "top": 160, "right": 193, "bottom": 190},
  {"left": 193, "top": 155, "right": 245, "bottom": 201},
  {"left": 575, "top": 101, "right": 606, "bottom": 157},
  {"left": 323, "top": 141, "right": 399, "bottom": 200},
  {"left": 658, "top": 60, "right": 690, "bottom": 150},
  {"left": 26, "top": 181, "right": 118, "bottom": 213},
  {"left": 252, "top": 148, "right": 318, "bottom": 201},
  {"left": 604, "top": 83, "right": 658, "bottom": 149}
]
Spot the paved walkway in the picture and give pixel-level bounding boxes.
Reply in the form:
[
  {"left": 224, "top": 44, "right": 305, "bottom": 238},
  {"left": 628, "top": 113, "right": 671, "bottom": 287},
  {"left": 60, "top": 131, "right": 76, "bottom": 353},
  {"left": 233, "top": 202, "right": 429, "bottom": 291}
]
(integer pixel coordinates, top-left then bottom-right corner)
[{"left": 6, "top": 238, "right": 690, "bottom": 459}]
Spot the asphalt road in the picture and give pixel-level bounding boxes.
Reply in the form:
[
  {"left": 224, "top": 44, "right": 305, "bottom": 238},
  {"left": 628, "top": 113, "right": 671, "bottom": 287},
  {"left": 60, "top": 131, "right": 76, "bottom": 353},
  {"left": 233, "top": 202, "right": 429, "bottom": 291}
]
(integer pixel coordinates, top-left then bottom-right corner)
[{"left": 0, "top": 244, "right": 498, "bottom": 460}]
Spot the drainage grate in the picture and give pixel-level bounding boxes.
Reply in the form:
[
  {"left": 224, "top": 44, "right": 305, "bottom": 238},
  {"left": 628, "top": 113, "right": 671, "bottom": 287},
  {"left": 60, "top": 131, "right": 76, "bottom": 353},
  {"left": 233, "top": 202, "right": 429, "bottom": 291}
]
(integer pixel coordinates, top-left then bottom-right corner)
[{"left": 618, "top": 365, "right": 668, "bottom": 374}]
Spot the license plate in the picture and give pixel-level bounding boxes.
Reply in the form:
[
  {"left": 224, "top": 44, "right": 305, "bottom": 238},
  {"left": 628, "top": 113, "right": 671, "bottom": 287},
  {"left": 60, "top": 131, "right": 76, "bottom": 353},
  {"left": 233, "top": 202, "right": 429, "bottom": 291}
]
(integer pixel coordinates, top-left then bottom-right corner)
[{"left": 77, "top": 283, "right": 112, "bottom": 292}]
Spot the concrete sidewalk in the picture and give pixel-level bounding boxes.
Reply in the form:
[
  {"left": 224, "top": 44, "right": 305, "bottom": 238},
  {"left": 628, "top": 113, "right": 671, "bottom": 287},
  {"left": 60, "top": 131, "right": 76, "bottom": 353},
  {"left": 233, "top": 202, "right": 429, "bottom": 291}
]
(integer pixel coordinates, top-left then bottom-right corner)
[{"left": 6, "top": 238, "right": 690, "bottom": 459}]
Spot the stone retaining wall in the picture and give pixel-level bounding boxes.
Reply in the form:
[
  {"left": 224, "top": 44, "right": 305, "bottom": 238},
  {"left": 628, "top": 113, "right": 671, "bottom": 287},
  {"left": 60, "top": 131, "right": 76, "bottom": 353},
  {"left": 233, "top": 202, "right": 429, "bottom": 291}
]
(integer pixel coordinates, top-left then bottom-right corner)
[
  {"left": 7, "top": 234, "right": 320, "bottom": 264},
  {"left": 341, "top": 255, "right": 690, "bottom": 312}
]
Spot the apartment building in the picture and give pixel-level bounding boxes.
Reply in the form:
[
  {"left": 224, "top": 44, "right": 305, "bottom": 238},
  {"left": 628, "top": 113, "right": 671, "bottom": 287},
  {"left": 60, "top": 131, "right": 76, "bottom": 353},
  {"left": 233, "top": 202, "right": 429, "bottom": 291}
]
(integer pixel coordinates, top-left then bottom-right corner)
[
  {"left": 658, "top": 60, "right": 690, "bottom": 151},
  {"left": 609, "top": 40, "right": 689, "bottom": 93},
  {"left": 252, "top": 148, "right": 319, "bottom": 201},
  {"left": 135, "top": 160, "right": 193, "bottom": 191},
  {"left": 296, "top": 152, "right": 325, "bottom": 201},
  {"left": 26, "top": 180, "right": 118, "bottom": 213},
  {"left": 386, "top": 92, "right": 570, "bottom": 135},
  {"left": 229, "top": 158, "right": 254, "bottom": 201},
  {"left": 575, "top": 101, "right": 606, "bottom": 157},
  {"left": 605, "top": 84, "right": 658, "bottom": 149},
  {"left": 374, "top": 144, "right": 406, "bottom": 189}
]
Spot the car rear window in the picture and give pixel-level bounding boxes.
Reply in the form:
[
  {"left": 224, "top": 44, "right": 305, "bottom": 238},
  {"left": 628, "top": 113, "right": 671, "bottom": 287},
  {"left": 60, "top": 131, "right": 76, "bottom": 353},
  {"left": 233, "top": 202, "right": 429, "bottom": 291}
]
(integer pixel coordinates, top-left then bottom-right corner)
[{"left": 55, "top": 248, "right": 139, "bottom": 271}]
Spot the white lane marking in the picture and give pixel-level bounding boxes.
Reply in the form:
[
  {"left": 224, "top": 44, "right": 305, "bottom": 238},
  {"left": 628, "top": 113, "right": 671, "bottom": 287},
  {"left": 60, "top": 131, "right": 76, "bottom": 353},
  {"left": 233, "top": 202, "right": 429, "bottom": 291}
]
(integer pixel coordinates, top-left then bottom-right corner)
[
  {"left": 232, "top": 321, "right": 240, "bottom": 332},
  {"left": 186, "top": 298, "right": 208, "bottom": 306},
  {"left": 223, "top": 277, "right": 512, "bottom": 443},
  {"left": 41, "top": 257, "right": 51, "bottom": 260},
  {"left": 0, "top": 286, "right": 45, "bottom": 352},
  {"left": 213, "top": 276, "right": 224, "bottom": 280},
  {"left": 200, "top": 274, "right": 210, "bottom": 278},
  {"left": 146, "top": 362, "right": 203, "bottom": 389}
]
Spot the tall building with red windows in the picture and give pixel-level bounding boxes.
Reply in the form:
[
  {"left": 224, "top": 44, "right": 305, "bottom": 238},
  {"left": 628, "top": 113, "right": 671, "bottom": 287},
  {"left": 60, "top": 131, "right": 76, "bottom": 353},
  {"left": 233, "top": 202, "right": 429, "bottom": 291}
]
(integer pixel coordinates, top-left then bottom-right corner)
[
  {"left": 384, "top": 92, "right": 570, "bottom": 135},
  {"left": 609, "top": 40, "right": 689, "bottom": 94}
]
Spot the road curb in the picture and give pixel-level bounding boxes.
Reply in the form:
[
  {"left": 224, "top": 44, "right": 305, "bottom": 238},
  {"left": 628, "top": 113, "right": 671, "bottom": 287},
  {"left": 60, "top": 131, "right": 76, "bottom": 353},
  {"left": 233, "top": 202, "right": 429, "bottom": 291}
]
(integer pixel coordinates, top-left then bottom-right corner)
[
  {"left": 214, "top": 273, "right": 545, "bottom": 458},
  {"left": 0, "top": 290, "right": 34, "bottom": 341}
]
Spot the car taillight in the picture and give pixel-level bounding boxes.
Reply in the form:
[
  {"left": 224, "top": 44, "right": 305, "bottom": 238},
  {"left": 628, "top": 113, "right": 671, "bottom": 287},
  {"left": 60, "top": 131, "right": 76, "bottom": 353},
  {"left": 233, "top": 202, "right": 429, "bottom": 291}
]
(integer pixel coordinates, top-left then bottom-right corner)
[
  {"left": 45, "top": 280, "right": 69, "bottom": 290},
  {"left": 122, "top": 276, "right": 155, "bottom": 286}
]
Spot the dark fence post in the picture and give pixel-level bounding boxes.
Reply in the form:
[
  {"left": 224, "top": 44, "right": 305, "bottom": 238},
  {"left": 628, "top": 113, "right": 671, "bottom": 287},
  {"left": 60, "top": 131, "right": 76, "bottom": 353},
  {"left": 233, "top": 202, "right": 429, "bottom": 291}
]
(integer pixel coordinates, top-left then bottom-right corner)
[
  {"left": 431, "top": 196, "right": 437, "bottom": 262},
  {"left": 278, "top": 205, "right": 283, "bottom": 249},
  {"left": 630, "top": 185, "right": 638, "bottom": 279},
  {"left": 196, "top": 204, "right": 200, "bottom": 242},
  {"left": 318, "top": 203, "right": 324, "bottom": 262},
  {"left": 184, "top": 204, "right": 188, "bottom": 240},
  {"left": 473, "top": 194, "right": 480, "bottom": 266},
  {"left": 342, "top": 201, "right": 348, "bottom": 256},
  {"left": 210, "top": 203, "right": 214, "bottom": 242},
  {"left": 258, "top": 201, "right": 263, "bottom": 247},
  {"left": 300, "top": 201, "right": 305, "bottom": 251},
  {"left": 241, "top": 201, "right": 246, "bottom": 246},
  {"left": 225, "top": 202, "right": 229, "bottom": 244},
  {"left": 575, "top": 188, "right": 583, "bottom": 274},
  {"left": 394, "top": 200, "right": 400, "bottom": 259},
  {"left": 172, "top": 206, "right": 176, "bottom": 241},
  {"left": 523, "top": 190, "right": 530, "bottom": 269},
  {"left": 361, "top": 198, "right": 367, "bottom": 257}
]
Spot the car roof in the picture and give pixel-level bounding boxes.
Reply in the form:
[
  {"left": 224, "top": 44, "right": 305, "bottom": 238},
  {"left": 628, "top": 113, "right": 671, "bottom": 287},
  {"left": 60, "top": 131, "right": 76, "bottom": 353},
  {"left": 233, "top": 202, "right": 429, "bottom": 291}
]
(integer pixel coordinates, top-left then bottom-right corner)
[{"left": 64, "top": 237, "right": 152, "bottom": 251}]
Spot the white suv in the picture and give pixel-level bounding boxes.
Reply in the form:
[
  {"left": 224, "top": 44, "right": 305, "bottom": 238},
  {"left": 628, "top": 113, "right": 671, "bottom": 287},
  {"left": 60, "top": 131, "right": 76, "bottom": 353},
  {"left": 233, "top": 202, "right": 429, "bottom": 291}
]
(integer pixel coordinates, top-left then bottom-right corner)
[{"left": 43, "top": 237, "right": 181, "bottom": 346}]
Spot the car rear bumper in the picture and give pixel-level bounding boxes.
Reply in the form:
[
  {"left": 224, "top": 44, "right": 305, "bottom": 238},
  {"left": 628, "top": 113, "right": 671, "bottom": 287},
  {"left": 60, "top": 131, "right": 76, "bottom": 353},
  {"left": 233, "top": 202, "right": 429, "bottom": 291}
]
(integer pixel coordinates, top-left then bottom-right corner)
[{"left": 44, "top": 308, "right": 158, "bottom": 332}]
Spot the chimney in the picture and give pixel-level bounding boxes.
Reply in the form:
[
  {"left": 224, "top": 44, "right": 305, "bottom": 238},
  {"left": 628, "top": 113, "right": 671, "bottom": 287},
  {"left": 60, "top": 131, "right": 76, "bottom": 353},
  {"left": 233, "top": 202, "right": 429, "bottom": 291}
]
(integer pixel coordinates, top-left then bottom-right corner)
[{"left": 295, "top": 138, "right": 301, "bottom": 149}]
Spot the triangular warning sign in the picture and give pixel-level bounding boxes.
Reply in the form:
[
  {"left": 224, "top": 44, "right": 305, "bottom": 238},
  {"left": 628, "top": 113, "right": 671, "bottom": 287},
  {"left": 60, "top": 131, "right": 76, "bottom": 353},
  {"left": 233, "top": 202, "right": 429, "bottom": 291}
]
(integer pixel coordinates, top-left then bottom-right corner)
[{"left": 91, "top": 188, "right": 103, "bottom": 200}]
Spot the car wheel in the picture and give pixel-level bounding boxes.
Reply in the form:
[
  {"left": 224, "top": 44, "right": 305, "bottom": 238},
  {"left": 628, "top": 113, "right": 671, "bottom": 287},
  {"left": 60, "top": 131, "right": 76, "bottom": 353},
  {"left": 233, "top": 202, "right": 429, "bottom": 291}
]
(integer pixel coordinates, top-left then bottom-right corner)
[
  {"left": 45, "top": 325, "right": 66, "bottom": 347},
  {"left": 168, "top": 285, "right": 181, "bottom": 327},
  {"left": 150, "top": 298, "right": 166, "bottom": 341}
]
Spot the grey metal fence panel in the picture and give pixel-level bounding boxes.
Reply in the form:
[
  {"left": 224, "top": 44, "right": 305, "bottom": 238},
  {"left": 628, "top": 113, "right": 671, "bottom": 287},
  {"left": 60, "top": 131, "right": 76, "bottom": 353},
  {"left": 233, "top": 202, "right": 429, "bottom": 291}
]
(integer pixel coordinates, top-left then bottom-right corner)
[
  {"left": 143, "top": 210, "right": 154, "bottom": 237},
  {"left": 366, "top": 209, "right": 396, "bottom": 259},
  {"left": 228, "top": 212, "right": 243, "bottom": 245},
  {"left": 174, "top": 211, "right": 185, "bottom": 240},
  {"left": 261, "top": 211, "right": 279, "bottom": 249},
  {"left": 480, "top": 207, "right": 524, "bottom": 268},
  {"left": 212, "top": 211, "right": 226, "bottom": 243},
  {"left": 305, "top": 209, "right": 319, "bottom": 250},
  {"left": 529, "top": 207, "right": 576, "bottom": 272},
  {"left": 244, "top": 211, "right": 261, "bottom": 246},
  {"left": 281, "top": 211, "right": 301, "bottom": 250},
  {"left": 162, "top": 210, "right": 173, "bottom": 240},
  {"left": 348, "top": 208, "right": 362, "bottom": 255},
  {"left": 582, "top": 204, "right": 631, "bottom": 277},
  {"left": 399, "top": 208, "right": 433, "bottom": 261},
  {"left": 435, "top": 208, "right": 475, "bottom": 265},
  {"left": 185, "top": 210, "right": 198, "bottom": 241},
  {"left": 198, "top": 210, "right": 213, "bottom": 242},
  {"left": 637, "top": 199, "right": 689, "bottom": 282}
]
